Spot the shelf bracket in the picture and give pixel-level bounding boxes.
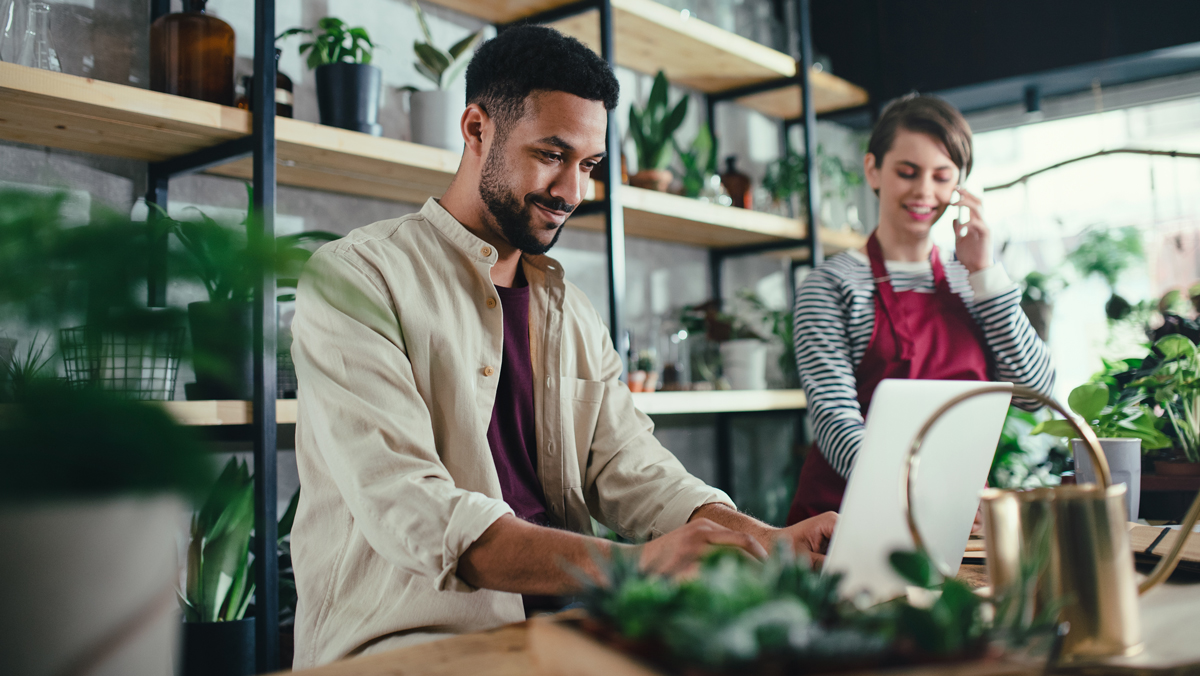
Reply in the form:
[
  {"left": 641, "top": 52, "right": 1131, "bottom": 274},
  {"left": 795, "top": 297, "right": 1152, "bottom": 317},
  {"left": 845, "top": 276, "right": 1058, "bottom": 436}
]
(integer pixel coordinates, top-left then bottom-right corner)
[{"left": 149, "top": 136, "right": 255, "bottom": 179}]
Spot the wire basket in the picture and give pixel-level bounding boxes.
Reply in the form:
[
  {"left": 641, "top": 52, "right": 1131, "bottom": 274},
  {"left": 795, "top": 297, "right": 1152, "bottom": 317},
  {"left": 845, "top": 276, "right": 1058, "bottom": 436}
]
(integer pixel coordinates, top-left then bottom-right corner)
[{"left": 59, "top": 326, "right": 186, "bottom": 400}]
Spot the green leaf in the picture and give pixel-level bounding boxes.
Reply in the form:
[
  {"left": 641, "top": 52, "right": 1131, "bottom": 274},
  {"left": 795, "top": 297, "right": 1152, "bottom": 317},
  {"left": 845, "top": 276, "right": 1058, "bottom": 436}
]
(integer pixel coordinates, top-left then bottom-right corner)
[
  {"left": 1068, "top": 382, "right": 1108, "bottom": 421},
  {"left": 1156, "top": 334, "right": 1197, "bottom": 361},
  {"left": 647, "top": 71, "right": 669, "bottom": 120},
  {"left": 662, "top": 96, "right": 689, "bottom": 138},
  {"left": 279, "top": 487, "right": 300, "bottom": 539},
  {"left": 889, "top": 550, "right": 939, "bottom": 588},
  {"left": 1029, "top": 419, "right": 1080, "bottom": 438},
  {"left": 411, "top": 1, "right": 435, "bottom": 45},
  {"left": 447, "top": 31, "right": 481, "bottom": 59},
  {"left": 415, "top": 43, "right": 451, "bottom": 77}
]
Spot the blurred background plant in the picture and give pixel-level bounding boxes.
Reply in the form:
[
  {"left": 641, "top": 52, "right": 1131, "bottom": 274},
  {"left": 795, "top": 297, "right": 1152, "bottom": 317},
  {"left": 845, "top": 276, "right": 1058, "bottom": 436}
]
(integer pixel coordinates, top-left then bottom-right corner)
[{"left": 1066, "top": 226, "right": 1144, "bottom": 322}]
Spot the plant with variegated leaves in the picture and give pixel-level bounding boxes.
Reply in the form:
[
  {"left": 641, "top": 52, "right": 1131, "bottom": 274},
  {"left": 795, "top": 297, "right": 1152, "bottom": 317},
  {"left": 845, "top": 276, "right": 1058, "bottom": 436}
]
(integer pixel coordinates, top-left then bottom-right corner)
[{"left": 404, "top": 1, "right": 481, "bottom": 91}]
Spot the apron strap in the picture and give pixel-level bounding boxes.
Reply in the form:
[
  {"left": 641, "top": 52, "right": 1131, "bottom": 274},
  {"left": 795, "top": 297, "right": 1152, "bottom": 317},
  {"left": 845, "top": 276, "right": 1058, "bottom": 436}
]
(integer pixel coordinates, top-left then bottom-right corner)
[{"left": 866, "top": 233, "right": 915, "bottom": 361}]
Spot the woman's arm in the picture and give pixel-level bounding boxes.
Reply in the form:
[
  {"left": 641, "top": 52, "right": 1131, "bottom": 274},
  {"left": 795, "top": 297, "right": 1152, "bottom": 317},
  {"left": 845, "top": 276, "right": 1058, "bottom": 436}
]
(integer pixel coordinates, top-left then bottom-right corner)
[
  {"left": 970, "top": 278, "right": 1056, "bottom": 410},
  {"left": 793, "top": 268, "right": 866, "bottom": 479}
]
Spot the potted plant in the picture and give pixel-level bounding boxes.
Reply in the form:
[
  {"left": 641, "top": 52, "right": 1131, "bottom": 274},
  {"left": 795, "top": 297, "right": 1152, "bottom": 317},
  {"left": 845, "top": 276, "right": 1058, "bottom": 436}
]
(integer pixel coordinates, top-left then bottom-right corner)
[
  {"left": 1019, "top": 271, "right": 1062, "bottom": 342},
  {"left": 400, "top": 1, "right": 481, "bottom": 151},
  {"left": 1128, "top": 334, "right": 1200, "bottom": 475},
  {"left": 279, "top": 18, "right": 381, "bottom": 136},
  {"left": 162, "top": 187, "right": 339, "bottom": 400},
  {"left": 740, "top": 289, "right": 798, "bottom": 389},
  {"left": 0, "top": 188, "right": 213, "bottom": 676},
  {"left": 1032, "top": 381, "right": 1170, "bottom": 521},
  {"left": 1066, "top": 226, "right": 1143, "bottom": 322},
  {"left": 761, "top": 148, "right": 807, "bottom": 217},
  {"left": 181, "top": 458, "right": 256, "bottom": 676},
  {"left": 628, "top": 70, "right": 688, "bottom": 192},
  {"left": 674, "top": 123, "right": 731, "bottom": 204}
]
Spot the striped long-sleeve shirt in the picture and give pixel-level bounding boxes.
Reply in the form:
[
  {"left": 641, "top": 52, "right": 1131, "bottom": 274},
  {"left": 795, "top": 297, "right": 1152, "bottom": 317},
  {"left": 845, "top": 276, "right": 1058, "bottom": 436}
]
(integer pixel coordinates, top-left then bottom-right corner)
[{"left": 793, "top": 248, "right": 1055, "bottom": 479}]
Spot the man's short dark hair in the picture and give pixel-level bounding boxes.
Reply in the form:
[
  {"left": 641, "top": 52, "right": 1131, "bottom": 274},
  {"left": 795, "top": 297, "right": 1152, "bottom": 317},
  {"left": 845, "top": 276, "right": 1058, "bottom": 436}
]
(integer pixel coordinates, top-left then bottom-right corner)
[{"left": 465, "top": 25, "right": 620, "bottom": 134}]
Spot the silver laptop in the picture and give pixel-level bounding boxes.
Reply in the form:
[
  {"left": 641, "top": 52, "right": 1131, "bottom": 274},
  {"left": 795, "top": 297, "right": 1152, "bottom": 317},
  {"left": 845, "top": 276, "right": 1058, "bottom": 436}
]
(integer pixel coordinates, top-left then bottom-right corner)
[{"left": 822, "top": 379, "right": 1012, "bottom": 602}]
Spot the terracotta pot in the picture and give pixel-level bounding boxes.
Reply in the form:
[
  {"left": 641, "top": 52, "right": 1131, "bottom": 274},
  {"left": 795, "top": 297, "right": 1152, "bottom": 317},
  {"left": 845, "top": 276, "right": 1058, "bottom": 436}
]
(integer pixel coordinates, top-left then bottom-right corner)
[
  {"left": 1154, "top": 459, "right": 1200, "bottom": 476},
  {"left": 629, "top": 169, "right": 673, "bottom": 192}
]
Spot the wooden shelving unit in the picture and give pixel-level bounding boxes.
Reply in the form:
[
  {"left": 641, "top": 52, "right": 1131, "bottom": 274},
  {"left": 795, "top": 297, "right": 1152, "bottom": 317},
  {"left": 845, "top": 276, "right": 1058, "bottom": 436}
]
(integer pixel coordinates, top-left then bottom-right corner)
[
  {"left": 160, "top": 390, "right": 806, "bottom": 425},
  {"left": 431, "top": 0, "right": 868, "bottom": 119},
  {"left": 0, "top": 62, "right": 846, "bottom": 250}
]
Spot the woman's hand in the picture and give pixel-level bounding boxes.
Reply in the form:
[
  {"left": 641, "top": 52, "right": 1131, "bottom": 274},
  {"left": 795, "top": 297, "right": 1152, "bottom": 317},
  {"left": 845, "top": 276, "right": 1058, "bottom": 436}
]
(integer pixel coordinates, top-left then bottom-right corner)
[{"left": 952, "top": 187, "right": 993, "bottom": 273}]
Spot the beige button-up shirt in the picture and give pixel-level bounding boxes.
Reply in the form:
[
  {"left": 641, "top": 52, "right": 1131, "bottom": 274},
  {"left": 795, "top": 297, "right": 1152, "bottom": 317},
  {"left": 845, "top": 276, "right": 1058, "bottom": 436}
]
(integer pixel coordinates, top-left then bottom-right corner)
[{"left": 290, "top": 199, "right": 733, "bottom": 667}]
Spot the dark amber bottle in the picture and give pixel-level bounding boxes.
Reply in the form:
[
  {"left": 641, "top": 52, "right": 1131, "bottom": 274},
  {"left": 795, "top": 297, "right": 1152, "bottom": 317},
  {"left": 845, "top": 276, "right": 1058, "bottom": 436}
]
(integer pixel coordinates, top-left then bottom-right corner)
[
  {"left": 150, "top": 0, "right": 235, "bottom": 106},
  {"left": 720, "top": 155, "right": 753, "bottom": 209}
]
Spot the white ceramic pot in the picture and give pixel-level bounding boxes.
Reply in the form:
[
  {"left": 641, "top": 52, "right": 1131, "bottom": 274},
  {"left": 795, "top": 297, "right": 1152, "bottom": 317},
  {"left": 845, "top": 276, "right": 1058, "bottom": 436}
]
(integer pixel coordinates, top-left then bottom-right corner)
[
  {"left": 409, "top": 89, "right": 464, "bottom": 153},
  {"left": 1072, "top": 438, "right": 1141, "bottom": 522},
  {"left": 0, "top": 496, "right": 186, "bottom": 676},
  {"left": 719, "top": 339, "right": 767, "bottom": 390}
]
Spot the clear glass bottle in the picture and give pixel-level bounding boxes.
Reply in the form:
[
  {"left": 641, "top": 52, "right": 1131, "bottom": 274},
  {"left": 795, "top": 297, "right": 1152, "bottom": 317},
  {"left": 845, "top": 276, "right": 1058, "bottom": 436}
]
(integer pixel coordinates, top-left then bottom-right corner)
[
  {"left": 17, "top": 2, "right": 60, "bottom": 72},
  {"left": 150, "top": 0, "right": 235, "bottom": 105}
]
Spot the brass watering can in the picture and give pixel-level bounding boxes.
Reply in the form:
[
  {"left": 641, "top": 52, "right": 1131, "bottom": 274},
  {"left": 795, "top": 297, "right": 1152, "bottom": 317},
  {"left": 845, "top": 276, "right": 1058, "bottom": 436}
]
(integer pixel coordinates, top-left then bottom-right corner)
[{"left": 900, "top": 385, "right": 1200, "bottom": 663}]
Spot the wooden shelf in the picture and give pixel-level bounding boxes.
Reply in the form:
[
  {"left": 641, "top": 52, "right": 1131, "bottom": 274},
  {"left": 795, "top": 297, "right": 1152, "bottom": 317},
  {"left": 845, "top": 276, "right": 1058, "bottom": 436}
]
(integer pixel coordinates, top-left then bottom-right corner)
[
  {"left": 631, "top": 389, "right": 806, "bottom": 415},
  {"left": 159, "top": 400, "right": 298, "bottom": 426},
  {"left": 429, "top": 0, "right": 867, "bottom": 119},
  {"left": 161, "top": 390, "right": 805, "bottom": 425},
  {"left": 0, "top": 62, "right": 462, "bottom": 205}
]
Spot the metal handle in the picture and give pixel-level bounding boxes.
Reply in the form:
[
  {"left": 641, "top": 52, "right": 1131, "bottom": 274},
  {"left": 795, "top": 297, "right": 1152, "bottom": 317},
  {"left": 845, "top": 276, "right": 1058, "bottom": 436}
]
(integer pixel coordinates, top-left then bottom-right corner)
[
  {"left": 898, "top": 384, "right": 1200, "bottom": 593},
  {"left": 898, "top": 385, "right": 1109, "bottom": 578}
]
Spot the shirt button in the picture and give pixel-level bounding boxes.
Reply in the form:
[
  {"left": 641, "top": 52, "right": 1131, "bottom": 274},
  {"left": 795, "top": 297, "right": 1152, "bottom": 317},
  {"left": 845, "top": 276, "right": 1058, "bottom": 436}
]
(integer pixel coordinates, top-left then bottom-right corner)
[
  {"left": 546, "top": 376, "right": 552, "bottom": 388},
  {"left": 486, "top": 297, "right": 497, "bottom": 309},
  {"left": 481, "top": 246, "right": 492, "bottom": 257},
  {"left": 483, "top": 366, "right": 495, "bottom": 377}
]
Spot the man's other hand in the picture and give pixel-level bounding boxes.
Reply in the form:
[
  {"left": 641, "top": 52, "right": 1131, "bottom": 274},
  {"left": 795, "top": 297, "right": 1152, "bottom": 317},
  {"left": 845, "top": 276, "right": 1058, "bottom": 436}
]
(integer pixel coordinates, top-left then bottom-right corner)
[
  {"left": 638, "top": 517, "right": 768, "bottom": 576},
  {"left": 778, "top": 511, "right": 837, "bottom": 564}
]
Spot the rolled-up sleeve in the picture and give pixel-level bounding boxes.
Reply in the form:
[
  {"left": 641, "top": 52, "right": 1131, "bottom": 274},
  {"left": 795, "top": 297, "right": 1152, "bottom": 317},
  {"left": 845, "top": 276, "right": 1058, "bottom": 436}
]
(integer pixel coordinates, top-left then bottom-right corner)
[
  {"left": 580, "top": 311, "right": 734, "bottom": 540},
  {"left": 292, "top": 249, "right": 513, "bottom": 592}
]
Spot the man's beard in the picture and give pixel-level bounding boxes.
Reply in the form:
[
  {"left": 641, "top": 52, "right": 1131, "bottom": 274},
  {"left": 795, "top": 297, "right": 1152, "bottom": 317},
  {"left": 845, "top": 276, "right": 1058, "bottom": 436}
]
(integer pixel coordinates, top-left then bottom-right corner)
[{"left": 478, "top": 144, "right": 573, "bottom": 256}]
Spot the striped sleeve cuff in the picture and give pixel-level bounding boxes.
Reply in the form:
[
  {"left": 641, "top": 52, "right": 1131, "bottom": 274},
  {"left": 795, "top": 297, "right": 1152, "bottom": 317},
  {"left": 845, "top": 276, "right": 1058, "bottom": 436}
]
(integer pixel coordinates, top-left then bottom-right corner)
[{"left": 968, "top": 264, "right": 1016, "bottom": 301}]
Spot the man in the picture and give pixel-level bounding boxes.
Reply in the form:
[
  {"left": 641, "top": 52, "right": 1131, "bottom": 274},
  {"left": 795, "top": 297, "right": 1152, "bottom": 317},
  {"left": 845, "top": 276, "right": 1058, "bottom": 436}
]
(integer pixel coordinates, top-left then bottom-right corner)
[{"left": 290, "top": 25, "right": 836, "bottom": 668}]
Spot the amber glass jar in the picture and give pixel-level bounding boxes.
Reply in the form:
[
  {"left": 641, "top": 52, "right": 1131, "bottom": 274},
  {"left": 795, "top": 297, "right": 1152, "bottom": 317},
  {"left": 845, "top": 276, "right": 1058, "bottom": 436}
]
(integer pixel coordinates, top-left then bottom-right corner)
[{"left": 150, "top": 0, "right": 235, "bottom": 106}]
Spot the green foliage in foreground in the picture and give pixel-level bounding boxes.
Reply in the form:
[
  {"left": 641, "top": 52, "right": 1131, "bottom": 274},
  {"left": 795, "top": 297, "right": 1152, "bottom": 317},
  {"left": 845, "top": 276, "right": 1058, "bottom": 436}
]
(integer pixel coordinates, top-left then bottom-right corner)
[
  {"left": 183, "top": 458, "right": 255, "bottom": 623},
  {"left": 0, "top": 380, "right": 212, "bottom": 502},
  {"left": 575, "top": 544, "right": 1059, "bottom": 671}
]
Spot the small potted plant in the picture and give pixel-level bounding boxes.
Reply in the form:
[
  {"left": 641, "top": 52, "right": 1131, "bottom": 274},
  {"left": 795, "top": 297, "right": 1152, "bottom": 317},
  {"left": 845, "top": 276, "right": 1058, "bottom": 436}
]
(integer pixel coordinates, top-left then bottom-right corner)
[
  {"left": 1128, "top": 334, "right": 1200, "bottom": 475},
  {"left": 628, "top": 70, "right": 688, "bottom": 192},
  {"left": 181, "top": 458, "right": 256, "bottom": 676},
  {"left": 162, "top": 186, "right": 339, "bottom": 400},
  {"left": 1032, "top": 380, "right": 1171, "bottom": 521},
  {"left": 761, "top": 148, "right": 807, "bottom": 217},
  {"left": 279, "top": 18, "right": 381, "bottom": 135},
  {"left": 400, "top": 1, "right": 481, "bottom": 151},
  {"left": 1066, "top": 226, "right": 1144, "bottom": 322},
  {"left": 674, "top": 123, "right": 730, "bottom": 204}
]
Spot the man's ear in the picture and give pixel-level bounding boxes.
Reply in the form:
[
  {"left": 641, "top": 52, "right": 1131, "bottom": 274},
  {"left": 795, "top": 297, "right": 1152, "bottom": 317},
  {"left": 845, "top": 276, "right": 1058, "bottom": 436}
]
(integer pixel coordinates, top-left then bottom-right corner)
[
  {"left": 461, "top": 103, "right": 490, "bottom": 157},
  {"left": 864, "top": 152, "right": 881, "bottom": 195}
]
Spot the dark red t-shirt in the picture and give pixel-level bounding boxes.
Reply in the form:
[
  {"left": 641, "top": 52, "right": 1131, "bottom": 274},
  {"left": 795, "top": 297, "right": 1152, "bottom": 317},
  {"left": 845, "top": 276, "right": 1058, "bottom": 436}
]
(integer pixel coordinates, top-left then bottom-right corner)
[{"left": 486, "top": 277, "right": 550, "bottom": 526}]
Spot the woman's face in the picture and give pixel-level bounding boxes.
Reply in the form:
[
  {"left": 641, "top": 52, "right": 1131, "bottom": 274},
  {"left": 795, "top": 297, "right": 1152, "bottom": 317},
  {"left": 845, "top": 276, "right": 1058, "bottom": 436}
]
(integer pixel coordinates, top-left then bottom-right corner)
[{"left": 864, "top": 129, "right": 962, "bottom": 240}]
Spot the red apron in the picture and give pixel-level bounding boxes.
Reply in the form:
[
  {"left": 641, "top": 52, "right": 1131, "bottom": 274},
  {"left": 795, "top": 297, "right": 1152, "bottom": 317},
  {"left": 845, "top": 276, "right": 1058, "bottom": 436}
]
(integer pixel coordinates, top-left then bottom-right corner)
[{"left": 786, "top": 234, "right": 992, "bottom": 524}]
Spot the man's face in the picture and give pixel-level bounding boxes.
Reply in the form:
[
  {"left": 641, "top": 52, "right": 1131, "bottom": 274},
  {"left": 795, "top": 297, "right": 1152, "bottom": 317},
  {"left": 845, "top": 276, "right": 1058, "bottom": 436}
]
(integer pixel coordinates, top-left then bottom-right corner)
[{"left": 478, "top": 91, "right": 608, "bottom": 255}]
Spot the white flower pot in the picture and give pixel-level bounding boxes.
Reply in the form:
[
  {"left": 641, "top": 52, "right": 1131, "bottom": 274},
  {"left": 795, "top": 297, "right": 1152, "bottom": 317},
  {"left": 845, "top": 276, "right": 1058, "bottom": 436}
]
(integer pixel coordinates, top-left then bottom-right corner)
[
  {"left": 719, "top": 339, "right": 767, "bottom": 390},
  {"left": 0, "top": 496, "right": 186, "bottom": 676},
  {"left": 1072, "top": 438, "right": 1141, "bottom": 522},
  {"left": 409, "top": 89, "right": 464, "bottom": 153}
]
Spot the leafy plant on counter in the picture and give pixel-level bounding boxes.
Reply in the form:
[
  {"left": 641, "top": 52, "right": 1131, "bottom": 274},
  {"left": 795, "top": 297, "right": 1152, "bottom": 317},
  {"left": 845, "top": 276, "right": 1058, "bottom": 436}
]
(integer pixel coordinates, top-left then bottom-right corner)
[
  {"left": 574, "top": 543, "right": 1060, "bottom": 673},
  {"left": 990, "top": 407, "right": 1068, "bottom": 489},
  {"left": 674, "top": 123, "right": 717, "bottom": 199},
  {"left": 182, "top": 458, "right": 255, "bottom": 623},
  {"left": 1129, "top": 334, "right": 1200, "bottom": 462},
  {"left": 629, "top": 70, "right": 689, "bottom": 173},
  {"left": 159, "top": 184, "right": 340, "bottom": 303},
  {"left": 278, "top": 17, "right": 375, "bottom": 70},
  {"left": 1030, "top": 381, "right": 1171, "bottom": 450},
  {"left": 1066, "top": 226, "right": 1143, "bottom": 321},
  {"left": 401, "top": 1, "right": 481, "bottom": 91}
]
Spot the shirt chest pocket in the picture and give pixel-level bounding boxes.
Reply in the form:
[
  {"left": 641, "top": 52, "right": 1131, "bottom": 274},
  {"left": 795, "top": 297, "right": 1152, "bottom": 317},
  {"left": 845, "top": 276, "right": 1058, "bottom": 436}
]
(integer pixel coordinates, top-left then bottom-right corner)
[{"left": 559, "top": 377, "right": 604, "bottom": 489}]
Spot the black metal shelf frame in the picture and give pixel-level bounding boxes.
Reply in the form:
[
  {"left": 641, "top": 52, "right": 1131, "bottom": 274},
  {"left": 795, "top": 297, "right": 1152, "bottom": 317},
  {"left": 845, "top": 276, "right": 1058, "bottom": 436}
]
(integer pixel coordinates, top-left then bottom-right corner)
[{"left": 146, "top": 0, "right": 279, "bottom": 671}]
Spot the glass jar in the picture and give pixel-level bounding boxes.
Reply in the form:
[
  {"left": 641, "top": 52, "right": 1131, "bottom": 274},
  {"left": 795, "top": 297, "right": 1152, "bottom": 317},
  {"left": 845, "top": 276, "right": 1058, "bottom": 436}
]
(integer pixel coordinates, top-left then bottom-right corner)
[
  {"left": 150, "top": 0, "right": 235, "bottom": 105},
  {"left": 234, "top": 49, "right": 295, "bottom": 118}
]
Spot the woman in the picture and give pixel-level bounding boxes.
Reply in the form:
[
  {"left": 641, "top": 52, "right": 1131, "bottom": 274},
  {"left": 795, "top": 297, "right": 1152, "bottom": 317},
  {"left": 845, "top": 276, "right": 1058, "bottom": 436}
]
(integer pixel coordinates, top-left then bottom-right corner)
[{"left": 786, "top": 94, "right": 1054, "bottom": 524}]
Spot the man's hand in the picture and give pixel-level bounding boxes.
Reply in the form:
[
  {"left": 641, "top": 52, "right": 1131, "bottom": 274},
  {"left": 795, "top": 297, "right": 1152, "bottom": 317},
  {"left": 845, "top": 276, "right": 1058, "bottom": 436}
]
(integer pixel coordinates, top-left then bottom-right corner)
[
  {"left": 777, "top": 511, "right": 837, "bottom": 564},
  {"left": 639, "top": 517, "right": 768, "bottom": 576}
]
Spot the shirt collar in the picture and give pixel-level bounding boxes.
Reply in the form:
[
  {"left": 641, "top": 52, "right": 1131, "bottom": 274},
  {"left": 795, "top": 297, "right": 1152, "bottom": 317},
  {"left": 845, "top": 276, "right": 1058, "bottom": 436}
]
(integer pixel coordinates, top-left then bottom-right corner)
[{"left": 419, "top": 197, "right": 565, "bottom": 283}]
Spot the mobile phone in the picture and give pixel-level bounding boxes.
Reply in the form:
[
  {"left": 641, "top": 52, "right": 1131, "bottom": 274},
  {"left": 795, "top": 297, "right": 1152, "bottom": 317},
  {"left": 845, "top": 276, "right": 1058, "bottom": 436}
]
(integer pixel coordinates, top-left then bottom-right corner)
[{"left": 954, "top": 175, "right": 969, "bottom": 237}]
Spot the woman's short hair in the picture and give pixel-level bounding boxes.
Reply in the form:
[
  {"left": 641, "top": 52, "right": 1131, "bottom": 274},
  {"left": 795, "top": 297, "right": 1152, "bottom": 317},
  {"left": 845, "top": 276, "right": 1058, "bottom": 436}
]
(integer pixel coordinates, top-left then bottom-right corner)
[{"left": 866, "top": 94, "right": 972, "bottom": 179}]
